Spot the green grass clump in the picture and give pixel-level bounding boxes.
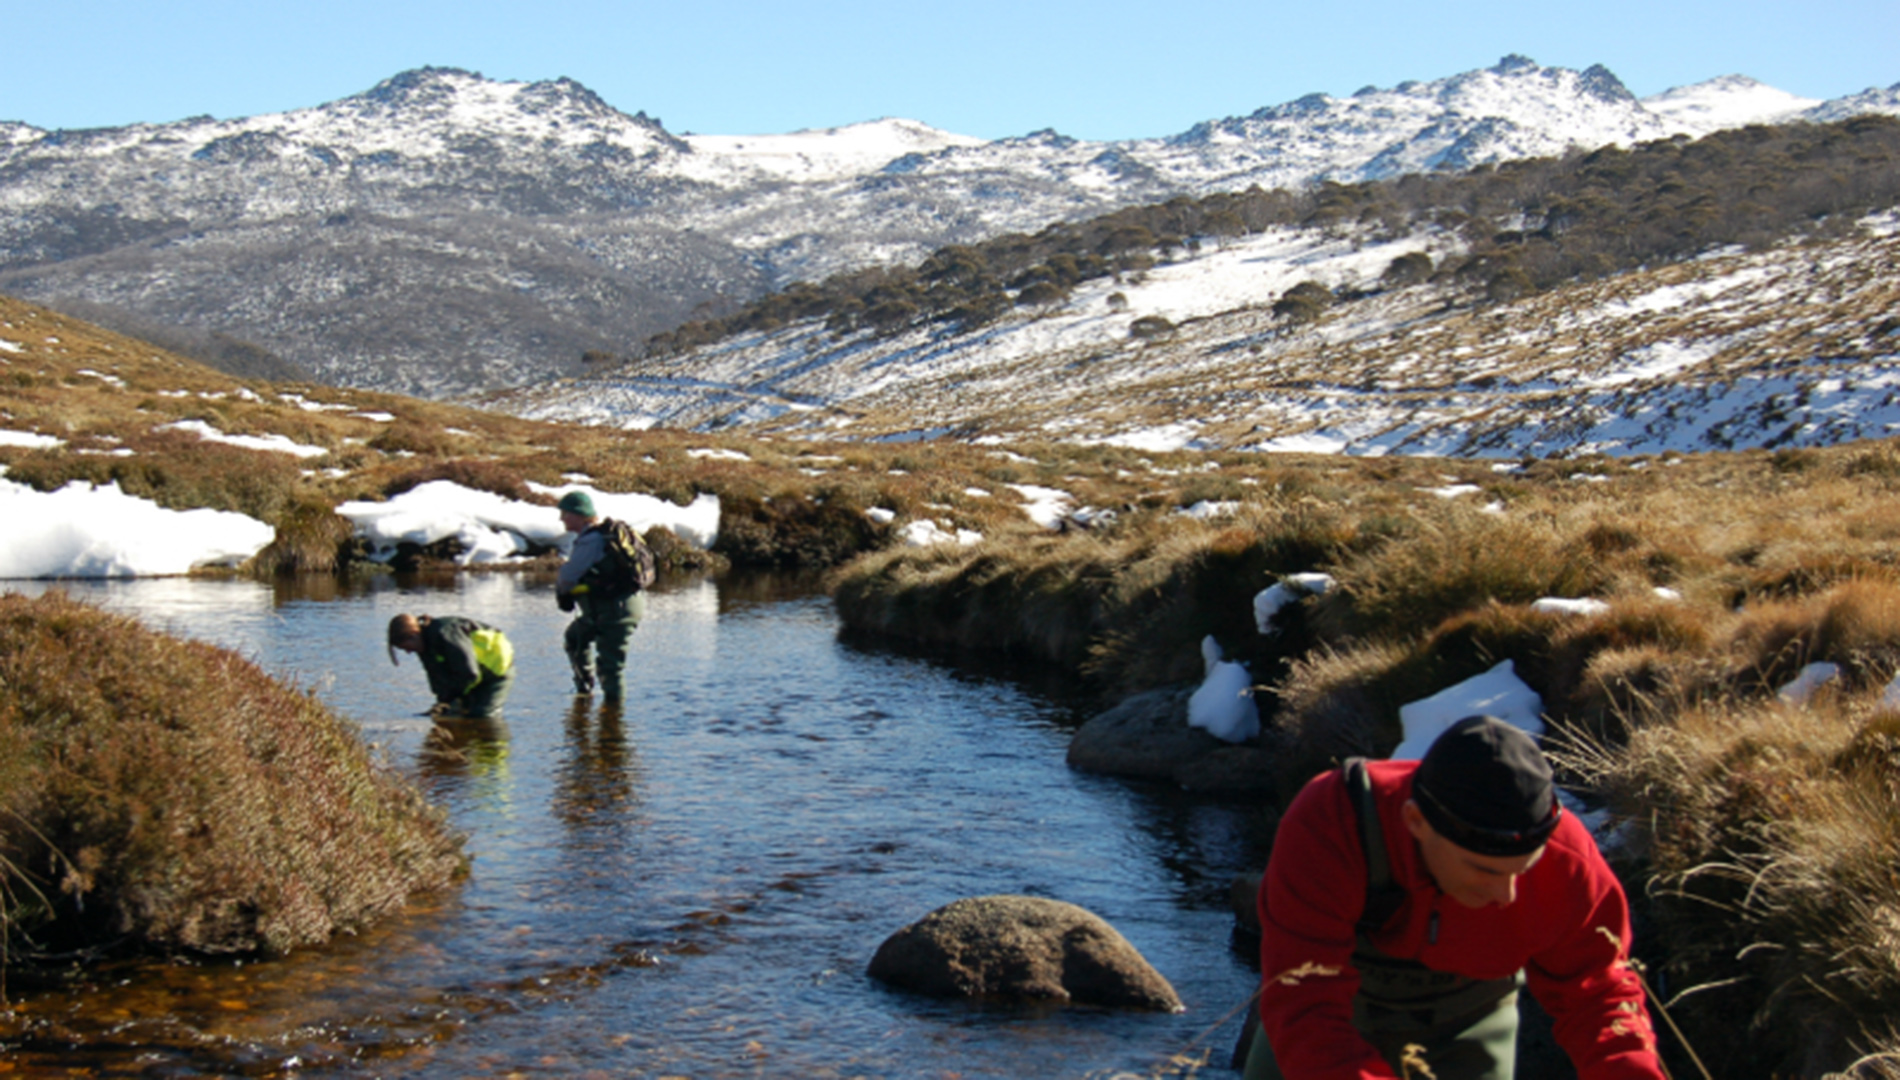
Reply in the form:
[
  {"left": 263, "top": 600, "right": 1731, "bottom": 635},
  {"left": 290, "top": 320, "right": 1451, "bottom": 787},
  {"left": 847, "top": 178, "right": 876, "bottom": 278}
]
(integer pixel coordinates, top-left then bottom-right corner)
[{"left": 0, "top": 591, "right": 464, "bottom": 958}]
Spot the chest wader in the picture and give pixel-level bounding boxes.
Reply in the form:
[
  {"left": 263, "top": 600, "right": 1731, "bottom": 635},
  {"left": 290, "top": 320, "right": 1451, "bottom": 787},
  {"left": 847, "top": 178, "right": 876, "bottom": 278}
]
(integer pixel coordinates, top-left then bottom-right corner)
[
  {"left": 1241, "top": 759, "right": 1522, "bottom": 1080},
  {"left": 564, "top": 587, "right": 644, "bottom": 703}
]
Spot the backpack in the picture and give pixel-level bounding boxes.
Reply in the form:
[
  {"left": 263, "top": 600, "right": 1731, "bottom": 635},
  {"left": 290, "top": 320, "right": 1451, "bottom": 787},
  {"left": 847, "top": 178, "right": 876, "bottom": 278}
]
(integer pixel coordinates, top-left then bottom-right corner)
[
  {"left": 587, "top": 518, "right": 657, "bottom": 595},
  {"left": 1342, "top": 757, "right": 1408, "bottom": 935}
]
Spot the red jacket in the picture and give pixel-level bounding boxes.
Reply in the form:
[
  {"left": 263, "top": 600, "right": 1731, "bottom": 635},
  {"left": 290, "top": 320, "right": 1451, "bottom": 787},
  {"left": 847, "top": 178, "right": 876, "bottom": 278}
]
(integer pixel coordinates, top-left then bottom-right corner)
[{"left": 1257, "top": 759, "right": 1664, "bottom": 1079}]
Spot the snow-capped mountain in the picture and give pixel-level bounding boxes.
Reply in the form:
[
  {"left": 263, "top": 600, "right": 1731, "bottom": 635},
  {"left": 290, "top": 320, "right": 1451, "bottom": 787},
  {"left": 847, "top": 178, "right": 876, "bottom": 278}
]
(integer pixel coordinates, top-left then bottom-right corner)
[{"left": 0, "top": 58, "right": 1892, "bottom": 398}]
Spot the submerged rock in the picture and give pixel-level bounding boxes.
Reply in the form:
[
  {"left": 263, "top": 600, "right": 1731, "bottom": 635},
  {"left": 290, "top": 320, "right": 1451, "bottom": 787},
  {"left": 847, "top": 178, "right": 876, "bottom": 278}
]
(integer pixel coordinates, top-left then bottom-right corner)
[
  {"left": 868, "top": 895, "right": 1183, "bottom": 1012},
  {"left": 1067, "top": 685, "right": 1277, "bottom": 794}
]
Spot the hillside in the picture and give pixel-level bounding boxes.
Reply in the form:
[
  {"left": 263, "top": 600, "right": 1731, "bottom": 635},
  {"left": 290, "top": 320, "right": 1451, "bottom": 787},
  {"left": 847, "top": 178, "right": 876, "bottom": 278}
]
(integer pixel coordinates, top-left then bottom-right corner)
[
  {"left": 10, "top": 282, "right": 1900, "bottom": 1078},
  {"left": 496, "top": 118, "right": 1900, "bottom": 459},
  {"left": 1, "top": 58, "right": 1893, "bottom": 398}
]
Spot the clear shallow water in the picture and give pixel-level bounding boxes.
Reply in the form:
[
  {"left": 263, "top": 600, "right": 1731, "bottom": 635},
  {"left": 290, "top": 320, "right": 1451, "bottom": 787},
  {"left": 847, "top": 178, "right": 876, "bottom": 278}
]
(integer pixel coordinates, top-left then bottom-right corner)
[{"left": 2, "top": 572, "right": 1268, "bottom": 1078}]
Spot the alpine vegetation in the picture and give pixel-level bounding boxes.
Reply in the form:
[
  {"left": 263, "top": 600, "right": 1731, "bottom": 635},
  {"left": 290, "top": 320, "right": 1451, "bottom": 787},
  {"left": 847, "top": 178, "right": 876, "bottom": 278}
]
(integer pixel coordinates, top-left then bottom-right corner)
[
  {"left": 503, "top": 115, "right": 1900, "bottom": 458},
  {"left": 0, "top": 591, "right": 465, "bottom": 956}
]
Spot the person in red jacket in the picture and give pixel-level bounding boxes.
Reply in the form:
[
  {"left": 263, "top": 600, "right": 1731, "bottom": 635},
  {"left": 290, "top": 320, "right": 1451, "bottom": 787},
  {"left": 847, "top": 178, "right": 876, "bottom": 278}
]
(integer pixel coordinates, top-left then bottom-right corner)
[{"left": 1245, "top": 715, "right": 1664, "bottom": 1080}]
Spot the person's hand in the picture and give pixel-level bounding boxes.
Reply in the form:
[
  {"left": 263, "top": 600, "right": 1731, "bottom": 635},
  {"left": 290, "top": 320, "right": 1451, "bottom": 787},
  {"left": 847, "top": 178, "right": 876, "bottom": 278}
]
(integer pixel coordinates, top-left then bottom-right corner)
[{"left": 557, "top": 592, "right": 575, "bottom": 612}]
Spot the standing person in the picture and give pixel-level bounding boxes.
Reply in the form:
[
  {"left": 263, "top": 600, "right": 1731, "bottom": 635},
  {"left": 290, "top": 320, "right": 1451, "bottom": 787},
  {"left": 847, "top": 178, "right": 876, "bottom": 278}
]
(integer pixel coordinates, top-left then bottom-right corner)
[
  {"left": 1245, "top": 715, "right": 1665, "bottom": 1080},
  {"left": 387, "top": 613, "right": 515, "bottom": 719},
  {"left": 555, "top": 490, "right": 646, "bottom": 704}
]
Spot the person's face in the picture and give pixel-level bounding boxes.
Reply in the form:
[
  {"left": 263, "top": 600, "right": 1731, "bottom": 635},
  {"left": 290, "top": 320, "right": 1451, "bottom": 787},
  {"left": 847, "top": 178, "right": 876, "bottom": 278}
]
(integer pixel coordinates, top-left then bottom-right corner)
[
  {"left": 394, "top": 632, "right": 421, "bottom": 654},
  {"left": 560, "top": 510, "right": 588, "bottom": 534},
  {"left": 1402, "top": 799, "right": 1545, "bottom": 909}
]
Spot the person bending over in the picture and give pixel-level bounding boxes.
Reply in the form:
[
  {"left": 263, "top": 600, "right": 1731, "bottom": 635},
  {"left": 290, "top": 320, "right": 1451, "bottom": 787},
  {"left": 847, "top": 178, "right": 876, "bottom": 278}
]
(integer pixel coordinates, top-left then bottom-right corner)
[
  {"left": 387, "top": 613, "right": 515, "bottom": 719},
  {"left": 1246, "top": 715, "right": 1664, "bottom": 1080}
]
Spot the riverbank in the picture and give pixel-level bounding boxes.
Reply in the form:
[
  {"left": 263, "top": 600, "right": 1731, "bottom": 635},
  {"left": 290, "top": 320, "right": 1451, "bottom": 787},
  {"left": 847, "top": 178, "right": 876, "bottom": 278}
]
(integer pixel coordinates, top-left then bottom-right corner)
[
  {"left": 0, "top": 590, "right": 464, "bottom": 959},
  {"left": 834, "top": 441, "right": 1900, "bottom": 1078}
]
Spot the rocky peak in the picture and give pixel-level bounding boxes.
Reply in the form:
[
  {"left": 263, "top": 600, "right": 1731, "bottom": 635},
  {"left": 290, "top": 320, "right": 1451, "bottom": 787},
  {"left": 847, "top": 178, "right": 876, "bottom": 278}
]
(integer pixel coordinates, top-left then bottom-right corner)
[{"left": 1578, "top": 63, "right": 1637, "bottom": 103}]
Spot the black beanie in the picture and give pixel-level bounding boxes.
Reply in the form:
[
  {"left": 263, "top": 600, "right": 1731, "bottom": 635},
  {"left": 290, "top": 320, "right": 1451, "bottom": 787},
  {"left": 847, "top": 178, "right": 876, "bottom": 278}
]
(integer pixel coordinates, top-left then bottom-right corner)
[{"left": 1411, "top": 715, "right": 1559, "bottom": 856}]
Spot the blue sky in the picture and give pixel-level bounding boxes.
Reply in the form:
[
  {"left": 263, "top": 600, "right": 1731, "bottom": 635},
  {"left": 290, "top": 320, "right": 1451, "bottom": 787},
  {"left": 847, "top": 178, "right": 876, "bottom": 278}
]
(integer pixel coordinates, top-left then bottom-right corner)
[{"left": 5, "top": 0, "right": 1894, "bottom": 140}]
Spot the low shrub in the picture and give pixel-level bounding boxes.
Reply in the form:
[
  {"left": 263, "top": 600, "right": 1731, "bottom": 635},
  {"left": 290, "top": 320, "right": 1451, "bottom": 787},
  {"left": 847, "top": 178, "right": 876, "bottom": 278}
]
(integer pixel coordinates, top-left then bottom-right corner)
[
  {"left": 0, "top": 591, "right": 464, "bottom": 957},
  {"left": 715, "top": 492, "right": 890, "bottom": 569},
  {"left": 368, "top": 422, "right": 463, "bottom": 457},
  {"left": 248, "top": 498, "right": 362, "bottom": 576},
  {"left": 641, "top": 523, "right": 724, "bottom": 574}
]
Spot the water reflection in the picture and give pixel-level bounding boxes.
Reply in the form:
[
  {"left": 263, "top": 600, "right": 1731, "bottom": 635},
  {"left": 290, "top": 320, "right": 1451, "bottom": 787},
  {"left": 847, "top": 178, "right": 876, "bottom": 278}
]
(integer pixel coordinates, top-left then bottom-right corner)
[
  {"left": 417, "top": 714, "right": 515, "bottom": 808},
  {"left": 554, "top": 699, "right": 645, "bottom": 830},
  {"left": 0, "top": 570, "right": 1267, "bottom": 1077}
]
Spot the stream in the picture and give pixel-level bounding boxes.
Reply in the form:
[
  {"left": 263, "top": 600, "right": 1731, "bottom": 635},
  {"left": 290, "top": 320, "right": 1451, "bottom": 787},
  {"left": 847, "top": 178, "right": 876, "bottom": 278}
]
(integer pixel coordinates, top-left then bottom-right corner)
[{"left": 0, "top": 570, "right": 1269, "bottom": 1078}]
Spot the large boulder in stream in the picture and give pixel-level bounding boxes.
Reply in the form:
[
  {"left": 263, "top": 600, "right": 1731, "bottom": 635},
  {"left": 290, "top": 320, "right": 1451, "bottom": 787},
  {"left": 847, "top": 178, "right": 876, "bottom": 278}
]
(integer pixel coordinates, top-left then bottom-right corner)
[
  {"left": 1067, "top": 685, "right": 1278, "bottom": 795},
  {"left": 868, "top": 895, "right": 1183, "bottom": 1012}
]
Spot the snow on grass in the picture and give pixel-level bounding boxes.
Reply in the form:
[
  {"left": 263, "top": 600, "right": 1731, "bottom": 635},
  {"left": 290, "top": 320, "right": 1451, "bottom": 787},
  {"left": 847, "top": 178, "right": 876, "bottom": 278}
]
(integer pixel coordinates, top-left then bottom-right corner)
[
  {"left": 155, "top": 419, "right": 330, "bottom": 458},
  {"left": 1392, "top": 659, "right": 1544, "bottom": 760},
  {"left": 0, "top": 477, "right": 274, "bottom": 578},
  {"left": 900, "top": 519, "right": 983, "bottom": 547},
  {"left": 279, "top": 393, "right": 354, "bottom": 412},
  {"left": 338, "top": 480, "right": 568, "bottom": 565},
  {"left": 1255, "top": 573, "right": 1335, "bottom": 634},
  {"left": 524, "top": 481, "right": 721, "bottom": 549},
  {"left": 500, "top": 200, "right": 1900, "bottom": 462},
  {"left": 1005, "top": 483, "right": 1072, "bottom": 528},
  {"left": 0, "top": 429, "right": 63, "bottom": 449}
]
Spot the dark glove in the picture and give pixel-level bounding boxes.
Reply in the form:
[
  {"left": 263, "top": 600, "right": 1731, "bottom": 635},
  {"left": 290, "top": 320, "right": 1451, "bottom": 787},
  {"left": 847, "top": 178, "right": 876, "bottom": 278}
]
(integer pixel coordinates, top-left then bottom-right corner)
[{"left": 557, "top": 592, "right": 575, "bottom": 613}]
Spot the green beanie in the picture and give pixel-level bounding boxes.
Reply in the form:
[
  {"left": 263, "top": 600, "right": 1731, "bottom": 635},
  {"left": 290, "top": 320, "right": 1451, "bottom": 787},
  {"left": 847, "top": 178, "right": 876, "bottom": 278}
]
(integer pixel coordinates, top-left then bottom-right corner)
[{"left": 557, "top": 490, "right": 597, "bottom": 517}]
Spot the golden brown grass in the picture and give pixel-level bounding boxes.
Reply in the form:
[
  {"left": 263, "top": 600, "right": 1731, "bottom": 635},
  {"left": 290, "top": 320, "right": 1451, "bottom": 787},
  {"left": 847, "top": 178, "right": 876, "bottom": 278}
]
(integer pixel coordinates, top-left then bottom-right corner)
[
  {"left": 1560, "top": 693, "right": 1900, "bottom": 1078},
  {"left": 829, "top": 437, "right": 1900, "bottom": 1077},
  {"left": 0, "top": 591, "right": 465, "bottom": 958},
  {"left": 11, "top": 293, "right": 1900, "bottom": 1070},
  {"left": 0, "top": 292, "right": 1191, "bottom": 571}
]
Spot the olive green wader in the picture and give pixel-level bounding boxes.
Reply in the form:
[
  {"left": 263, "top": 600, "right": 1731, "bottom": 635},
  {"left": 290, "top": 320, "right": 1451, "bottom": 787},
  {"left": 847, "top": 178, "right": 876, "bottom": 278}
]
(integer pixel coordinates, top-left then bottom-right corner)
[
  {"left": 1242, "top": 759, "right": 1522, "bottom": 1080},
  {"left": 456, "top": 666, "right": 514, "bottom": 719},
  {"left": 564, "top": 587, "right": 645, "bottom": 703}
]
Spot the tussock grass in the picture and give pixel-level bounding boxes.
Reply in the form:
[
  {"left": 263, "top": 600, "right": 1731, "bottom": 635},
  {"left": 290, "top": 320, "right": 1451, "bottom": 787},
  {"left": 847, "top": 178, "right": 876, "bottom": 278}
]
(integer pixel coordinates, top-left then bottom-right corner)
[
  {"left": 1315, "top": 507, "right": 1603, "bottom": 638},
  {"left": 829, "top": 437, "right": 1900, "bottom": 1076},
  {"left": 0, "top": 591, "right": 464, "bottom": 957},
  {"left": 247, "top": 497, "right": 360, "bottom": 576},
  {"left": 1561, "top": 694, "right": 1900, "bottom": 1077}
]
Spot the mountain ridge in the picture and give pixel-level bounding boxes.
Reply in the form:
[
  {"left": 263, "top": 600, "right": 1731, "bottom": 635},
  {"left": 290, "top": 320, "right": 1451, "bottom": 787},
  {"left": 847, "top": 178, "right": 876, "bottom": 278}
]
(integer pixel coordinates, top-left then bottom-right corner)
[{"left": 0, "top": 57, "right": 1893, "bottom": 398}]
